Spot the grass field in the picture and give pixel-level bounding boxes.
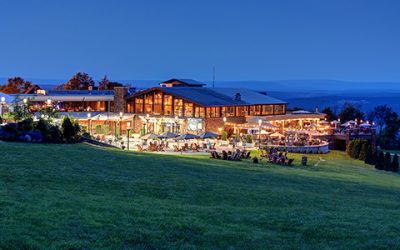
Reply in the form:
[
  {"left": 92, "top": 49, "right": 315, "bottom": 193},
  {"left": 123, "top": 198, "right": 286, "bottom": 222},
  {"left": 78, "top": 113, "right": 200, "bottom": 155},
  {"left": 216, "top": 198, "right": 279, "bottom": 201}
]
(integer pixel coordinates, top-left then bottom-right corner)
[{"left": 1, "top": 142, "right": 400, "bottom": 249}]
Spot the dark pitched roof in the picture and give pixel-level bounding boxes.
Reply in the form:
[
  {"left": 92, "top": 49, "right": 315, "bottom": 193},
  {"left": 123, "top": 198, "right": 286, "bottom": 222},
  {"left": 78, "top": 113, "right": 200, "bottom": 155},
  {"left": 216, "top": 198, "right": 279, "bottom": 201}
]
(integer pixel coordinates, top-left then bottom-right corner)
[
  {"left": 160, "top": 78, "right": 206, "bottom": 86},
  {"left": 128, "top": 87, "right": 286, "bottom": 107}
]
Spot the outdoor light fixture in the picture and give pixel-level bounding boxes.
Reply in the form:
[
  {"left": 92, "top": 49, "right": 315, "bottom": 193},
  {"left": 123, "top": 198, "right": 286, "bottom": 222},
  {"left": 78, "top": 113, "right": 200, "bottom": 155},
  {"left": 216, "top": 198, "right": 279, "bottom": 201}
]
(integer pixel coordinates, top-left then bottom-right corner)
[
  {"left": 23, "top": 98, "right": 28, "bottom": 104},
  {"left": 175, "top": 115, "right": 178, "bottom": 120},
  {"left": 1, "top": 97, "right": 5, "bottom": 103},
  {"left": 47, "top": 98, "right": 51, "bottom": 105},
  {"left": 223, "top": 117, "right": 227, "bottom": 122},
  {"left": 119, "top": 112, "right": 123, "bottom": 118},
  {"left": 258, "top": 119, "right": 262, "bottom": 126},
  {"left": 87, "top": 113, "right": 91, "bottom": 118}
]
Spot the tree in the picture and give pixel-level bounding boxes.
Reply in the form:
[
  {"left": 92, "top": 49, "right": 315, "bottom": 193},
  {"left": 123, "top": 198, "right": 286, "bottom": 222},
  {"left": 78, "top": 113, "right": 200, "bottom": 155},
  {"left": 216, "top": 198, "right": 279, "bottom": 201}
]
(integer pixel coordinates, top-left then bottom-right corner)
[
  {"left": 321, "top": 107, "right": 337, "bottom": 121},
  {"left": 346, "top": 140, "right": 355, "bottom": 157},
  {"left": 55, "top": 72, "right": 95, "bottom": 90},
  {"left": 98, "top": 75, "right": 124, "bottom": 90},
  {"left": 376, "top": 151, "right": 384, "bottom": 170},
  {"left": 379, "top": 111, "right": 400, "bottom": 149},
  {"left": 359, "top": 141, "right": 368, "bottom": 161},
  {"left": 391, "top": 154, "right": 399, "bottom": 172},
  {"left": 384, "top": 152, "right": 392, "bottom": 171},
  {"left": 372, "top": 105, "right": 392, "bottom": 135},
  {"left": 0, "top": 77, "right": 33, "bottom": 94},
  {"left": 364, "top": 145, "right": 373, "bottom": 165},
  {"left": 98, "top": 75, "right": 110, "bottom": 90},
  {"left": 338, "top": 103, "right": 364, "bottom": 123},
  {"left": 61, "top": 116, "right": 80, "bottom": 142}
]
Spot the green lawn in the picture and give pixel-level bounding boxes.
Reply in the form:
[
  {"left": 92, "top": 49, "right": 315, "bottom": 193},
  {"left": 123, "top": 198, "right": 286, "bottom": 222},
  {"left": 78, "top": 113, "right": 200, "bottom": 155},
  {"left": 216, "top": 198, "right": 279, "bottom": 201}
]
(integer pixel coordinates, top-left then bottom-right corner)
[{"left": 0, "top": 142, "right": 399, "bottom": 249}]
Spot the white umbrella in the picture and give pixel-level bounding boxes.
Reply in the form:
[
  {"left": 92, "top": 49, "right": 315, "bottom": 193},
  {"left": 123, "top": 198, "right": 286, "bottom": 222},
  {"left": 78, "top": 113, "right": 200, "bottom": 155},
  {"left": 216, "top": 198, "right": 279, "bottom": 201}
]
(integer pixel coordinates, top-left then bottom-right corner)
[
  {"left": 269, "top": 132, "right": 285, "bottom": 138},
  {"left": 141, "top": 133, "right": 158, "bottom": 140}
]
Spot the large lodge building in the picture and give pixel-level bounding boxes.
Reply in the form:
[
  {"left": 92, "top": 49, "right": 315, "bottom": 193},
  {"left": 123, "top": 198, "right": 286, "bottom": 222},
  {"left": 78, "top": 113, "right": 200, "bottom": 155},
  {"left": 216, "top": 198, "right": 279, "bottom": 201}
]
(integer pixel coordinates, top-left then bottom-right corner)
[{"left": 8, "top": 78, "right": 327, "bottom": 138}]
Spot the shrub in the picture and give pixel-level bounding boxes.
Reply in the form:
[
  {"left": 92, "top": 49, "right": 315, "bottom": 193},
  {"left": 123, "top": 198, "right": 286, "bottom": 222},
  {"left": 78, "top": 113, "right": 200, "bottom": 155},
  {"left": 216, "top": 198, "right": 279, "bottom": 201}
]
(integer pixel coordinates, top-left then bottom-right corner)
[
  {"left": 95, "top": 125, "right": 102, "bottom": 134},
  {"left": 352, "top": 139, "right": 362, "bottom": 159},
  {"left": 221, "top": 131, "right": 227, "bottom": 141},
  {"left": 246, "top": 135, "right": 253, "bottom": 143},
  {"left": 47, "top": 124, "right": 63, "bottom": 143},
  {"left": 371, "top": 149, "right": 378, "bottom": 165},
  {"left": 358, "top": 141, "right": 368, "bottom": 161},
  {"left": 376, "top": 151, "right": 384, "bottom": 170},
  {"left": 62, "top": 116, "right": 80, "bottom": 142},
  {"left": 364, "top": 145, "right": 373, "bottom": 165},
  {"left": 346, "top": 140, "right": 355, "bottom": 157},
  {"left": 18, "top": 118, "right": 34, "bottom": 132},
  {"left": 384, "top": 152, "right": 392, "bottom": 171},
  {"left": 34, "top": 118, "right": 49, "bottom": 134},
  {"left": 391, "top": 154, "right": 399, "bottom": 172}
]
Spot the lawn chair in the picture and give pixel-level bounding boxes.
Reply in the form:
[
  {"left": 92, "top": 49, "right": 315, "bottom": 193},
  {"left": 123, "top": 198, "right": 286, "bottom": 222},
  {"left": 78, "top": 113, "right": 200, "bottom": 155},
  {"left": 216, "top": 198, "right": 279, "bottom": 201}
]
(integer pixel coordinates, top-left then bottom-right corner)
[{"left": 314, "top": 157, "right": 326, "bottom": 167}]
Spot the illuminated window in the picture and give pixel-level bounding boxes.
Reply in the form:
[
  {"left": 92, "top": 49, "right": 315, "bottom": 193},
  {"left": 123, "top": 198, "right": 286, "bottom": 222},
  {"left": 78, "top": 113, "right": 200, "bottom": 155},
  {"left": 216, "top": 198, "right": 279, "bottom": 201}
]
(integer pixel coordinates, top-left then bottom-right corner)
[
  {"left": 184, "top": 102, "right": 193, "bottom": 117},
  {"left": 154, "top": 92, "right": 162, "bottom": 115},
  {"left": 174, "top": 98, "right": 183, "bottom": 117},
  {"left": 144, "top": 94, "right": 153, "bottom": 114},
  {"left": 135, "top": 97, "right": 144, "bottom": 113},
  {"left": 262, "top": 105, "right": 273, "bottom": 115},
  {"left": 163, "top": 95, "right": 173, "bottom": 115}
]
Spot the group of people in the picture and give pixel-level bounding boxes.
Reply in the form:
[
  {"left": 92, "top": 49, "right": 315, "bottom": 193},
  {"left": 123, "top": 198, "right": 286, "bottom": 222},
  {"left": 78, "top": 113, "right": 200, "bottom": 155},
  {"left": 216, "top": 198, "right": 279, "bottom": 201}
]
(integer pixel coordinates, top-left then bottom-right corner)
[
  {"left": 210, "top": 149, "right": 251, "bottom": 161},
  {"left": 263, "top": 147, "right": 294, "bottom": 166}
]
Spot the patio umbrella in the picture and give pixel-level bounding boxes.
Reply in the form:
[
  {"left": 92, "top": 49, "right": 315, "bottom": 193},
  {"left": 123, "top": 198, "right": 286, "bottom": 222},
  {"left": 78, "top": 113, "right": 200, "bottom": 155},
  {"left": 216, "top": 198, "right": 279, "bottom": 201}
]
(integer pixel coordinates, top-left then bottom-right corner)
[
  {"left": 141, "top": 133, "right": 158, "bottom": 140},
  {"left": 158, "top": 131, "right": 177, "bottom": 139},
  {"left": 175, "top": 133, "right": 199, "bottom": 140},
  {"left": 269, "top": 132, "right": 285, "bottom": 138},
  {"left": 359, "top": 122, "right": 371, "bottom": 128},
  {"left": 247, "top": 116, "right": 263, "bottom": 123},
  {"left": 319, "top": 120, "right": 330, "bottom": 125},
  {"left": 341, "top": 120, "right": 355, "bottom": 127},
  {"left": 260, "top": 130, "right": 269, "bottom": 135},
  {"left": 198, "top": 131, "right": 218, "bottom": 139}
]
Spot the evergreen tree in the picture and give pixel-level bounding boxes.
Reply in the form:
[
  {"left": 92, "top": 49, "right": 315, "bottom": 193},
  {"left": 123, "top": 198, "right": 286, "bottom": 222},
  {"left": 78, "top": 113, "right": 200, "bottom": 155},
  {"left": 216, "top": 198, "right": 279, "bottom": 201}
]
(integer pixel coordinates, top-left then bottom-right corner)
[
  {"left": 359, "top": 141, "right": 368, "bottom": 161},
  {"left": 371, "top": 149, "right": 378, "bottom": 166},
  {"left": 352, "top": 139, "right": 362, "bottom": 159},
  {"left": 376, "top": 151, "right": 384, "bottom": 170},
  {"left": 384, "top": 152, "right": 392, "bottom": 171},
  {"left": 346, "top": 140, "right": 355, "bottom": 157},
  {"left": 391, "top": 154, "right": 399, "bottom": 172},
  {"left": 364, "top": 145, "right": 373, "bottom": 165}
]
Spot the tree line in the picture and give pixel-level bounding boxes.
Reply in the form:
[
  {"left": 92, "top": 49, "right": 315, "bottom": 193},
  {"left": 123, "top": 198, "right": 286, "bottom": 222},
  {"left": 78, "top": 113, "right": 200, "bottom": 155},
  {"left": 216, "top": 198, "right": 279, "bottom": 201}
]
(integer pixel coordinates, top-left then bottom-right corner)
[{"left": 0, "top": 72, "right": 125, "bottom": 94}]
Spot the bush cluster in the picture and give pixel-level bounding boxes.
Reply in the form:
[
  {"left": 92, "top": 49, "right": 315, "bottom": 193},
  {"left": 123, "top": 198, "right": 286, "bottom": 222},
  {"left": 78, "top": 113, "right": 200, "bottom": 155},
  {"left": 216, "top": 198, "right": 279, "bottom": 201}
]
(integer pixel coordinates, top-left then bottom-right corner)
[
  {"left": 0, "top": 116, "right": 81, "bottom": 143},
  {"left": 347, "top": 139, "right": 398, "bottom": 172}
]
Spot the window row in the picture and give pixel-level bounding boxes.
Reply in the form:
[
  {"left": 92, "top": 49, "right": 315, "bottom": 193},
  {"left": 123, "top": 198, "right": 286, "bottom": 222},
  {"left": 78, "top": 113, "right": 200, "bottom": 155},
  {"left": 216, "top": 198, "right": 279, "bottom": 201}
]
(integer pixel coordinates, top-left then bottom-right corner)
[{"left": 127, "top": 93, "right": 285, "bottom": 117}]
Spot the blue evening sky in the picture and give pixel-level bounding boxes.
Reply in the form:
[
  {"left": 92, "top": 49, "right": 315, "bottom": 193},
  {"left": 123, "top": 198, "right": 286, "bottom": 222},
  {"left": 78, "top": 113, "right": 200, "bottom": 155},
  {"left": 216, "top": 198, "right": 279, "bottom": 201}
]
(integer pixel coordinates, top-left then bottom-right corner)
[{"left": 0, "top": 0, "right": 399, "bottom": 82}]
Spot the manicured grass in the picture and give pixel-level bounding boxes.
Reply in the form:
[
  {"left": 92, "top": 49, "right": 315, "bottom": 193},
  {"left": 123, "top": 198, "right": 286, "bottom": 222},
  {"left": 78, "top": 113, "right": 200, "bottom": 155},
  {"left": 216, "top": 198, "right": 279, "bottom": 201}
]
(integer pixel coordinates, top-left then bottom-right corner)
[{"left": 0, "top": 142, "right": 400, "bottom": 249}]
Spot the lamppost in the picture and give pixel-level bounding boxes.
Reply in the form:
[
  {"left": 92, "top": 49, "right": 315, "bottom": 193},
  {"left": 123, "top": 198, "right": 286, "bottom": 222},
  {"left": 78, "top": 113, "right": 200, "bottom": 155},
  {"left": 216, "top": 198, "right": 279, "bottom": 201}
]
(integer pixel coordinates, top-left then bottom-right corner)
[
  {"left": 46, "top": 98, "right": 52, "bottom": 106},
  {"left": 127, "top": 121, "right": 131, "bottom": 150},
  {"left": 87, "top": 113, "right": 92, "bottom": 136},
  {"left": 145, "top": 113, "right": 150, "bottom": 133},
  {"left": 258, "top": 118, "right": 262, "bottom": 150},
  {"left": 0, "top": 96, "right": 5, "bottom": 118},
  {"left": 174, "top": 115, "right": 179, "bottom": 134}
]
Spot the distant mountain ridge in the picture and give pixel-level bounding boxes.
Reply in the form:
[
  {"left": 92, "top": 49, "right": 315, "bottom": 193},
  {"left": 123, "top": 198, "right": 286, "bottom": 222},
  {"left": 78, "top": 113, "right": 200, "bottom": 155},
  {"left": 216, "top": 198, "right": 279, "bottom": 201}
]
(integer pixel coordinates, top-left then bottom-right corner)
[{"left": 1, "top": 77, "right": 400, "bottom": 92}]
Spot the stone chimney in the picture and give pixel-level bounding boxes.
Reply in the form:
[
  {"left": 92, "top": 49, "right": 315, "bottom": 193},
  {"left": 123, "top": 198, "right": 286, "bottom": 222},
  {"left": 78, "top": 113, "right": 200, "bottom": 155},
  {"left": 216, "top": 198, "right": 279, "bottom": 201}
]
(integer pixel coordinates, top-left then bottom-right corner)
[{"left": 114, "top": 87, "right": 128, "bottom": 113}]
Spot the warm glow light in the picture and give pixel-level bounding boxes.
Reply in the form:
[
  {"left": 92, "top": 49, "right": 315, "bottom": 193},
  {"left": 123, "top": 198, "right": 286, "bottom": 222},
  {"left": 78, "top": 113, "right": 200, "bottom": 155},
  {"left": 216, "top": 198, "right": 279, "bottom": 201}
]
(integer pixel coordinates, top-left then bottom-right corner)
[
  {"left": 175, "top": 115, "right": 178, "bottom": 120},
  {"left": 47, "top": 98, "right": 51, "bottom": 105},
  {"left": 1, "top": 97, "right": 5, "bottom": 102},
  {"left": 218, "top": 127, "right": 222, "bottom": 132},
  {"left": 258, "top": 119, "right": 262, "bottom": 126},
  {"left": 146, "top": 114, "right": 150, "bottom": 118},
  {"left": 127, "top": 122, "right": 131, "bottom": 128},
  {"left": 119, "top": 112, "right": 123, "bottom": 118},
  {"left": 223, "top": 117, "right": 227, "bottom": 122},
  {"left": 87, "top": 113, "right": 91, "bottom": 118},
  {"left": 23, "top": 98, "right": 27, "bottom": 104}
]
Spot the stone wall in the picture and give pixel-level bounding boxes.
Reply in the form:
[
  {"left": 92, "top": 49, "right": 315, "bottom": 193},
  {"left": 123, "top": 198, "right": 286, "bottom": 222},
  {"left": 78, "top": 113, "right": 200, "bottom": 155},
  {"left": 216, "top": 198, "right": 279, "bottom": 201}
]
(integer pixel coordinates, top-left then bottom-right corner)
[{"left": 113, "top": 87, "right": 128, "bottom": 113}]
